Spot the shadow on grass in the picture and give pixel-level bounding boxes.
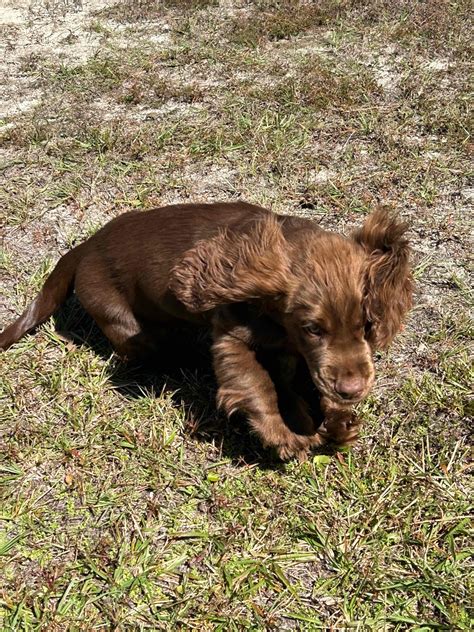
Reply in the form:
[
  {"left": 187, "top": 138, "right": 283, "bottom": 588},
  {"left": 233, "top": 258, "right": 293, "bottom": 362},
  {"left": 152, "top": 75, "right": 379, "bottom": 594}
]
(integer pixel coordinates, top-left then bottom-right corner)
[{"left": 52, "top": 296, "right": 333, "bottom": 468}]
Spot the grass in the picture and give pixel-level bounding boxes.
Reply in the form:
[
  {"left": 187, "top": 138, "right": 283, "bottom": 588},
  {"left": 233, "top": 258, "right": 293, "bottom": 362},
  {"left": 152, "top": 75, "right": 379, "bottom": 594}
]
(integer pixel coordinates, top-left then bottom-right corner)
[{"left": 1, "top": 0, "right": 473, "bottom": 629}]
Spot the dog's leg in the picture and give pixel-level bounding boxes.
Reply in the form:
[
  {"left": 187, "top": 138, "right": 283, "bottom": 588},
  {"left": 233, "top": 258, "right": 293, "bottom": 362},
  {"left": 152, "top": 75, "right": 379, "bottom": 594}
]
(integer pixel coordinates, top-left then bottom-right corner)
[
  {"left": 75, "top": 265, "right": 155, "bottom": 362},
  {"left": 100, "top": 321, "right": 157, "bottom": 362},
  {"left": 212, "top": 326, "right": 321, "bottom": 461},
  {"left": 258, "top": 350, "right": 317, "bottom": 436}
]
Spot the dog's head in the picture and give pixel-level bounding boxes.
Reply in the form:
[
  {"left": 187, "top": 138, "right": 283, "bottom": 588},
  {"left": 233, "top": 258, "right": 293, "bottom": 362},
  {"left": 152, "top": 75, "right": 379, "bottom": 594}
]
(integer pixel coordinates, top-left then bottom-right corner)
[
  {"left": 280, "top": 232, "right": 375, "bottom": 405},
  {"left": 170, "top": 208, "right": 413, "bottom": 405}
]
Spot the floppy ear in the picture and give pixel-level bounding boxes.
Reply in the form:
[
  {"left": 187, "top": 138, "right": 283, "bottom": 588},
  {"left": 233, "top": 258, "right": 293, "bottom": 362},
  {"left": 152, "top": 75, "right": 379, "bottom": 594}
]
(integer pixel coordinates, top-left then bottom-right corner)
[
  {"left": 170, "top": 215, "right": 290, "bottom": 312},
  {"left": 352, "top": 208, "right": 413, "bottom": 350}
]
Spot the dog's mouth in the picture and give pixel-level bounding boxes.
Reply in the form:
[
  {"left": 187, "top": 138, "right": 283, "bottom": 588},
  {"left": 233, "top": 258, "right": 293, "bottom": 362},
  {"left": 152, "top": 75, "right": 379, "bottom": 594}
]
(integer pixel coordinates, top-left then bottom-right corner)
[
  {"left": 325, "top": 389, "right": 366, "bottom": 406},
  {"left": 332, "top": 391, "right": 366, "bottom": 404},
  {"left": 311, "top": 373, "right": 372, "bottom": 405}
]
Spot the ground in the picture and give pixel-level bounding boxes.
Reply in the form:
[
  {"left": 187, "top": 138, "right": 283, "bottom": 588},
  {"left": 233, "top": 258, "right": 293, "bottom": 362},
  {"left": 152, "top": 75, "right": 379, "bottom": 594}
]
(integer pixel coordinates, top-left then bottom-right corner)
[{"left": 0, "top": 0, "right": 472, "bottom": 629}]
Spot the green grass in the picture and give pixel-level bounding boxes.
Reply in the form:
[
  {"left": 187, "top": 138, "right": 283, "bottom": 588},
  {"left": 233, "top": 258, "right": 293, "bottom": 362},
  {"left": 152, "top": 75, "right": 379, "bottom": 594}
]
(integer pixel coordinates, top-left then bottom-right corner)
[{"left": 1, "top": 0, "right": 473, "bottom": 629}]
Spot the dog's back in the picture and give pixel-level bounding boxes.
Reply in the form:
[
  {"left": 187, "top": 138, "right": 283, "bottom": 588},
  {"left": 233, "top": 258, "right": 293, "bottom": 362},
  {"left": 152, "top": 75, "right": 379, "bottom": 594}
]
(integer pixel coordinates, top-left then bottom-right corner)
[{"left": 0, "top": 201, "right": 271, "bottom": 351}]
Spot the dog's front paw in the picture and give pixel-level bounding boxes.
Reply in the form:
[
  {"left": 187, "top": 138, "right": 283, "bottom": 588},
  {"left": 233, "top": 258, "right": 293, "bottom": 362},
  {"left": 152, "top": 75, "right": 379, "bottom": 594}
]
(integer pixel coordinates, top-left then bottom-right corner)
[
  {"left": 320, "top": 411, "right": 362, "bottom": 446},
  {"left": 276, "top": 441, "right": 311, "bottom": 463},
  {"left": 271, "top": 430, "right": 313, "bottom": 462}
]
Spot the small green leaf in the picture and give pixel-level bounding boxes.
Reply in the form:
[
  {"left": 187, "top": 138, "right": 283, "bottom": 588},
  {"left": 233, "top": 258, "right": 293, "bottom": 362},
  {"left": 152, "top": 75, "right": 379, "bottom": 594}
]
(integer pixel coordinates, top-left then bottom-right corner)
[{"left": 312, "top": 454, "right": 331, "bottom": 466}]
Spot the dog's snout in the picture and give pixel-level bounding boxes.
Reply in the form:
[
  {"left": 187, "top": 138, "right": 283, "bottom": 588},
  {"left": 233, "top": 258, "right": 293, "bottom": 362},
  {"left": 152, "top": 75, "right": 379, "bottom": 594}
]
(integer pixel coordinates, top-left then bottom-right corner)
[{"left": 334, "top": 376, "right": 365, "bottom": 400}]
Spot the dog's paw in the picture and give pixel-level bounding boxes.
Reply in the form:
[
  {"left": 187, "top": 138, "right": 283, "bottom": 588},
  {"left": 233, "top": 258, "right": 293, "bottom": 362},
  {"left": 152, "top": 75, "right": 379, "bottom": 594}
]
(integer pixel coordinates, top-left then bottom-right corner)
[
  {"left": 320, "top": 411, "right": 361, "bottom": 446},
  {"left": 276, "top": 440, "right": 311, "bottom": 463},
  {"left": 271, "top": 430, "right": 313, "bottom": 462}
]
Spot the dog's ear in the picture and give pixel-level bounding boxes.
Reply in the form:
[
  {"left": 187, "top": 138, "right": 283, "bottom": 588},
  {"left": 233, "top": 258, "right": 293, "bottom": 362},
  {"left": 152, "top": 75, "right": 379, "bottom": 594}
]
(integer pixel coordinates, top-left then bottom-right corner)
[
  {"left": 352, "top": 208, "right": 413, "bottom": 350},
  {"left": 170, "top": 215, "right": 290, "bottom": 312}
]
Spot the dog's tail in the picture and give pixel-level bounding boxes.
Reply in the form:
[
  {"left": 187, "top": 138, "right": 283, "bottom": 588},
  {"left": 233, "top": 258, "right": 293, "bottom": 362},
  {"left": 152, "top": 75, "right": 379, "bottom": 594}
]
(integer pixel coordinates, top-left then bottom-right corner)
[{"left": 0, "top": 243, "right": 86, "bottom": 350}]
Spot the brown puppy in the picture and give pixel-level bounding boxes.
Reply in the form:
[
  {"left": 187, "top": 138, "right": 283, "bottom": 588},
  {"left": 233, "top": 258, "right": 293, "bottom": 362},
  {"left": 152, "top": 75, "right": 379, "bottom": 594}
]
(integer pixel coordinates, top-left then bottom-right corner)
[{"left": 0, "top": 202, "right": 413, "bottom": 460}]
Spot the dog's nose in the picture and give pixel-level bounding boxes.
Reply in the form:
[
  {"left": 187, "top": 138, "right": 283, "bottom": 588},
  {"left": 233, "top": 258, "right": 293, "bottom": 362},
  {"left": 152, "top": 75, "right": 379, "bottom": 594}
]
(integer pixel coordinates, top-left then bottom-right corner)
[{"left": 335, "top": 377, "right": 365, "bottom": 400}]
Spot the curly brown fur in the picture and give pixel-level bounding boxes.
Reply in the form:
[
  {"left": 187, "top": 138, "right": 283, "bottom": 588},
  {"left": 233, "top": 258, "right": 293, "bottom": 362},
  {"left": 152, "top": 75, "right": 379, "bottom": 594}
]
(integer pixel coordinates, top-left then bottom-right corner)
[{"left": 1, "top": 202, "right": 413, "bottom": 460}]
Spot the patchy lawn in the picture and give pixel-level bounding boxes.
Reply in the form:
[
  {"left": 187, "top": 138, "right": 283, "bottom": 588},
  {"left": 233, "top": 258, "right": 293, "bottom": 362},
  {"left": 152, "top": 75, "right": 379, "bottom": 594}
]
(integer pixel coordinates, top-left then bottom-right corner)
[{"left": 0, "top": 0, "right": 472, "bottom": 629}]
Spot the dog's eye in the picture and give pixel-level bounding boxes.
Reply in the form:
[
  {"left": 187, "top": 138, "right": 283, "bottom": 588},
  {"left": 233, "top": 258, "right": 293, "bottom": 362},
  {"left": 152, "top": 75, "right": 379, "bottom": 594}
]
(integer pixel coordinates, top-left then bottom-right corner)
[{"left": 304, "top": 323, "right": 324, "bottom": 337}]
